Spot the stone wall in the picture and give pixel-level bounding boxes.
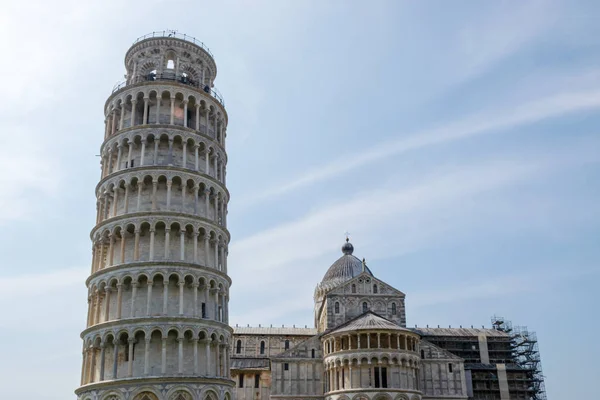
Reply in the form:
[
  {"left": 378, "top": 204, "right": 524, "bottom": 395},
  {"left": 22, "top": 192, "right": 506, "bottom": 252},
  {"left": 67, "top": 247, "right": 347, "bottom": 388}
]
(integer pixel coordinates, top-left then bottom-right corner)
[{"left": 323, "top": 276, "right": 406, "bottom": 331}]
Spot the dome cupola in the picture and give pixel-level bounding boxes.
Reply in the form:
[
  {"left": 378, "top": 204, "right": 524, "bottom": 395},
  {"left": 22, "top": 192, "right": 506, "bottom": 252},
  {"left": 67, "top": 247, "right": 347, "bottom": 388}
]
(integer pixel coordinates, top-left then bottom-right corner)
[{"left": 320, "top": 239, "right": 373, "bottom": 288}]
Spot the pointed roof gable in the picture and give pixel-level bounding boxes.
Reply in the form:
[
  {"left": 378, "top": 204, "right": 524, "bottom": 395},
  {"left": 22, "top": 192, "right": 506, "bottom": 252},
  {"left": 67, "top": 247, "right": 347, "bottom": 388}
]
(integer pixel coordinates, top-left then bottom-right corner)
[
  {"left": 327, "top": 272, "right": 406, "bottom": 297},
  {"left": 326, "top": 311, "right": 414, "bottom": 336},
  {"left": 271, "top": 335, "right": 322, "bottom": 360},
  {"left": 419, "top": 340, "right": 463, "bottom": 361}
]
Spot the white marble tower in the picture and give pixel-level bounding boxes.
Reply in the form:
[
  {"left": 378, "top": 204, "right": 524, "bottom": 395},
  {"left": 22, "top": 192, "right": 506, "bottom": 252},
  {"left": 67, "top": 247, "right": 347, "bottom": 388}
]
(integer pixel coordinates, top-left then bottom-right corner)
[{"left": 76, "top": 31, "right": 232, "bottom": 400}]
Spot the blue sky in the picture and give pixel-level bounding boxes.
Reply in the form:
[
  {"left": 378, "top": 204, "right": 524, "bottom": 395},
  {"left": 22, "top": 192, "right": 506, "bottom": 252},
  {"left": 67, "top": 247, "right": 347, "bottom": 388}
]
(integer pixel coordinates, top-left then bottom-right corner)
[{"left": 0, "top": 0, "right": 599, "bottom": 398}]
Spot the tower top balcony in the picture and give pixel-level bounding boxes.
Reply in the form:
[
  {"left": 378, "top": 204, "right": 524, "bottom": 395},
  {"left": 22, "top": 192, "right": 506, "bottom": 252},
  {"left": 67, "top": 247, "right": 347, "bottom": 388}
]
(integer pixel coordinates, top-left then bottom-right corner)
[
  {"left": 117, "top": 30, "right": 223, "bottom": 105},
  {"left": 131, "top": 31, "right": 214, "bottom": 58}
]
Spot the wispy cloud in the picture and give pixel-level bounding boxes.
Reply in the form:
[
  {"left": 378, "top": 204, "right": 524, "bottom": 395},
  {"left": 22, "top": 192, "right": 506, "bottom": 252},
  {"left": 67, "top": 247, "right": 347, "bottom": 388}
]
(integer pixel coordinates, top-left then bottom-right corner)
[
  {"left": 452, "top": 1, "right": 556, "bottom": 83},
  {"left": 240, "top": 87, "right": 600, "bottom": 206},
  {"left": 0, "top": 267, "right": 87, "bottom": 299},
  {"left": 228, "top": 142, "right": 599, "bottom": 324},
  {"left": 232, "top": 160, "right": 539, "bottom": 272},
  {"left": 410, "top": 266, "right": 600, "bottom": 309},
  {"left": 0, "top": 0, "right": 126, "bottom": 224}
]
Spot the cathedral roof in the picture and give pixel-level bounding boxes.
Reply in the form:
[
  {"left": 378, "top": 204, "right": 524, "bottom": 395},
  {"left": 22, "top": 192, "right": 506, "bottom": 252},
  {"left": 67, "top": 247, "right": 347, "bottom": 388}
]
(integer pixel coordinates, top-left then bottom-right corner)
[
  {"left": 230, "top": 358, "right": 270, "bottom": 371},
  {"left": 327, "top": 311, "right": 414, "bottom": 335},
  {"left": 320, "top": 240, "right": 373, "bottom": 288},
  {"left": 233, "top": 326, "right": 317, "bottom": 336},
  {"left": 414, "top": 327, "right": 510, "bottom": 337}
]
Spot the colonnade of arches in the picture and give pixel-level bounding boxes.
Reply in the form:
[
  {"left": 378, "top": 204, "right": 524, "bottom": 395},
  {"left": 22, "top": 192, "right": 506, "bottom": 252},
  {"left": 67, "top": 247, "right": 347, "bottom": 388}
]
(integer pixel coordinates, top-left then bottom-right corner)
[
  {"left": 100, "top": 132, "right": 227, "bottom": 185},
  {"left": 327, "top": 393, "right": 421, "bottom": 400},
  {"left": 82, "top": 388, "right": 225, "bottom": 400},
  {"left": 323, "top": 332, "right": 419, "bottom": 355},
  {"left": 105, "top": 88, "right": 226, "bottom": 146},
  {"left": 81, "top": 327, "right": 230, "bottom": 385},
  {"left": 96, "top": 173, "right": 228, "bottom": 227},
  {"left": 91, "top": 219, "right": 227, "bottom": 274},
  {"left": 323, "top": 355, "right": 420, "bottom": 393},
  {"left": 86, "top": 270, "right": 229, "bottom": 328}
]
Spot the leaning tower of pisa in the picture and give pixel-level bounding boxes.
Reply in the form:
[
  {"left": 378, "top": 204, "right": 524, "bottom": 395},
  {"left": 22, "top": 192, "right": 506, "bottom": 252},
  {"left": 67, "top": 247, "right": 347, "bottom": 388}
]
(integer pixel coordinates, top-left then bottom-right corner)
[{"left": 76, "top": 31, "right": 232, "bottom": 400}]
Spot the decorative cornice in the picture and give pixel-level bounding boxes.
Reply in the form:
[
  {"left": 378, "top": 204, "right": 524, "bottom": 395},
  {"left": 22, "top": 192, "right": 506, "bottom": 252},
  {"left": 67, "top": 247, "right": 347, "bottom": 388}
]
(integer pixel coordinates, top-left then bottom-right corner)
[
  {"left": 85, "top": 260, "right": 233, "bottom": 286},
  {"left": 90, "top": 211, "right": 230, "bottom": 241},
  {"left": 105, "top": 81, "right": 226, "bottom": 118},
  {"left": 75, "top": 375, "right": 234, "bottom": 395},
  {"left": 100, "top": 124, "right": 227, "bottom": 157},
  {"left": 96, "top": 165, "right": 229, "bottom": 200},
  {"left": 81, "top": 316, "right": 233, "bottom": 339}
]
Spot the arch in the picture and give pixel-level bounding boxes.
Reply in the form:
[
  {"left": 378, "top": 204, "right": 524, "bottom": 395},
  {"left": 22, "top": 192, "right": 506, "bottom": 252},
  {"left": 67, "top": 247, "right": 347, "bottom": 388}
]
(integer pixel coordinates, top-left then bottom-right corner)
[
  {"left": 236, "top": 339, "right": 242, "bottom": 354},
  {"left": 165, "top": 50, "right": 177, "bottom": 70},
  {"left": 167, "top": 388, "right": 193, "bottom": 400},
  {"left": 140, "top": 61, "right": 158, "bottom": 79},
  {"left": 373, "top": 284, "right": 378, "bottom": 294},
  {"left": 372, "top": 393, "right": 391, "bottom": 400},
  {"left": 203, "top": 389, "right": 219, "bottom": 400},
  {"left": 101, "top": 393, "right": 123, "bottom": 400},
  {"left": 351, "top": 283, "right": 356, "bottom": 293},
  {"left": 181, "top": 64, "right": 199, "bottom": 81},
  {"left": 334, "top": 302, "right": 340, "bottom": 314},
  {"left": 362, "top": 301, "right": 368, "bottom": 313},
  {"left": 132, "top": 391, "right": 159, "bottom": 400},
  {"left": 284, "top": 339, "right": 290, "bottom": 350},
  {"left": 391, "top": 302, "right": 397, "bottom": 315},
  {"left": 260, "top": 340, "right": 265, "bottom": 355}
]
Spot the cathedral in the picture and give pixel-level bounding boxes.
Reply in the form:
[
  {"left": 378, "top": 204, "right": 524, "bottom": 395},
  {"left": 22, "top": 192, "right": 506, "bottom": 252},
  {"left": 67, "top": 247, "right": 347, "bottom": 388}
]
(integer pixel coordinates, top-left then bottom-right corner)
[
  {"left": 230, "top": 240, "right": 544, "bottom": 400},
  {"left": 75, "top": 32, "right": 545, "bottom": 400}
]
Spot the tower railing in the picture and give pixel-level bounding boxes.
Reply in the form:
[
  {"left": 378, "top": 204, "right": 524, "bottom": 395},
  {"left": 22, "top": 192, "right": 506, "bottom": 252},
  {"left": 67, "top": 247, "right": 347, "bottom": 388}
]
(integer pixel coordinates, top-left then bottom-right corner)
[
  {"left": 111, "top": 74, "right": 225, "bottom": 107},
  {"left": 132, "top": 30, "right": 214, "bottom": 57}
]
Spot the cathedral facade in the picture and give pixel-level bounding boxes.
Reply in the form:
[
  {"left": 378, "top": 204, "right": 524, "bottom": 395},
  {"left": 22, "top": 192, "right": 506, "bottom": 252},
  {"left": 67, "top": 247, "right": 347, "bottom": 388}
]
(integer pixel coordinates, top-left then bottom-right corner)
[
  {"left": 230, "top": 240, "right": 546, "bottom": 400},
  {"left": 231, "top": 240, "right": 467, "bottom": 400}
]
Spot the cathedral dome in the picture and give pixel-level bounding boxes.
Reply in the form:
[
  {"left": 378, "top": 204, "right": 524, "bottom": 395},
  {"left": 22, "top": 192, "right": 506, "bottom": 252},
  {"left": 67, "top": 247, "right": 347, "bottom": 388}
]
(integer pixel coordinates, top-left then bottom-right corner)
[{"left": 320, "top": 240, "right": 373, "bottom": 287}]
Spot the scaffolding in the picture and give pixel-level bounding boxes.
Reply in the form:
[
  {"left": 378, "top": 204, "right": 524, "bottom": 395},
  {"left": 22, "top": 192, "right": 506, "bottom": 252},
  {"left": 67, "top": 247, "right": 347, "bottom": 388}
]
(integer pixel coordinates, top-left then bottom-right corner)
[{"left": 491, "top": 316, "right": 547, "bottom": 400}]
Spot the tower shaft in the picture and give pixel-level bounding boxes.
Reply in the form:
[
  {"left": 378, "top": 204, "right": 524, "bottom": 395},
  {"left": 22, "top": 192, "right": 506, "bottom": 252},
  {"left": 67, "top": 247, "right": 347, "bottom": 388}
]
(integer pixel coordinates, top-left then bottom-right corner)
[{"left": 76, "top": 31, "right": 232, "bottom": 400}]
